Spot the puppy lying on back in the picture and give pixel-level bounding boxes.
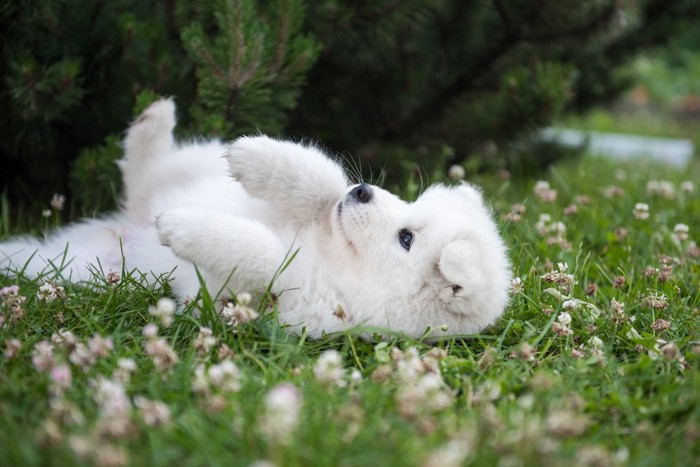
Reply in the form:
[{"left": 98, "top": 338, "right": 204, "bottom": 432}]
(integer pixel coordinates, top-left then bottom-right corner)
[{"left": 0, "top": 99, "right": 511, "bottom": 339}]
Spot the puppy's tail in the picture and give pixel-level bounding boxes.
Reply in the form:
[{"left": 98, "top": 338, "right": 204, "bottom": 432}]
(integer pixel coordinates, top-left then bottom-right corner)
[
  {"left": 0, "top": 237, "right": 46, "bottom": 276},
  {"left": 0, "top": 218, "right": 124, "bottom": 282}
]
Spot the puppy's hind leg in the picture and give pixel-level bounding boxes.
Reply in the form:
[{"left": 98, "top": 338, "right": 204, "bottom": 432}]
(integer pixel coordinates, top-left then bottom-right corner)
[{"left": 118, "top": 98, "right": 177, "bottom": 223}]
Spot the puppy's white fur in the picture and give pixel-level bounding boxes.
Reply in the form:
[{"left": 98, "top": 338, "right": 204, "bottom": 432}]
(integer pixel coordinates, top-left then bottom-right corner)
[{"left": 0, "top": 99, "right": 511, "bottom": 338}]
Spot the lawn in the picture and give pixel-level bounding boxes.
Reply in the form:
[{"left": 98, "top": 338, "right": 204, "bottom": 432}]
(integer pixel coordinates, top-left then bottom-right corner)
[{"left": 1, "top": 153, "right": 699, "bottom": 466}]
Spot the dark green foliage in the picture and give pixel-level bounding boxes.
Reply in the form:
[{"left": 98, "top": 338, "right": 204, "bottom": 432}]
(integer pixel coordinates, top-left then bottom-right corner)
[
  {"left": 69, "top": 135, "right": 123, "bottom": 215},
  {"left": 1, "top": 0, "right": 319, "bottom": 214},
  {"left": 2, "top": 0, "right": 699, "bottom": 215},
  {"left": 292, "top": 0, "right": 700, "bottom": 170},
  {"left": 181, "top": 0, "right": 321, "bottom": 138}
]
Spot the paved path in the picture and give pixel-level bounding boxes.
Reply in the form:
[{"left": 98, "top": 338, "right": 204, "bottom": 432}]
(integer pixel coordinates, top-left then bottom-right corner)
[{"left": 541, "top": 128, "right": 694, "bottom": 167}]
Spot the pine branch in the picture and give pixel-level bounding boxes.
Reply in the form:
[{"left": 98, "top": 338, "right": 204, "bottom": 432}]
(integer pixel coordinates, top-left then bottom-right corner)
[
  {"left": 358, "top": 1, "right": 404, "bottom": 21},
  {"left": 521, "top": 5, "right": 617, "bottom": 42},
  {"left": 379, "top": 2, "right": 618, "bottom": 143},
  {"left": 493, "top": 0, "right": 514, "bottom": 32}
]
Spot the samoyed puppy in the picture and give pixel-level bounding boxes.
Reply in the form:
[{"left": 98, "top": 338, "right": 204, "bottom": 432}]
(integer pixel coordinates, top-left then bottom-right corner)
[{"left": 0, "top": 99, "right": 511, "bottom": 339}]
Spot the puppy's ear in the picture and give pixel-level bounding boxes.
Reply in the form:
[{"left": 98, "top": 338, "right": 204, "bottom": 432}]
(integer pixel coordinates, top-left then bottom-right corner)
[
  {"left": 438, "top": 239, "right": 484, "bottom": 298},
  {"left": 455, "top": 182, "right": 485, "bottom": 206}
]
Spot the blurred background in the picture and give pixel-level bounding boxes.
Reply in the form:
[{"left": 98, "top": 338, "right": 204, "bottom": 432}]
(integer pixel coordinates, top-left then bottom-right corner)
[{"left": 1, "top": 0, "right": 699, "bottom": 217}]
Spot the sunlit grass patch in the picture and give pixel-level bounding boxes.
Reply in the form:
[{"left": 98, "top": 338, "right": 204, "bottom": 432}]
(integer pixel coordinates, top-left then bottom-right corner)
[{"left": 1, "top": 155, "right": 699, "bottom": 466}]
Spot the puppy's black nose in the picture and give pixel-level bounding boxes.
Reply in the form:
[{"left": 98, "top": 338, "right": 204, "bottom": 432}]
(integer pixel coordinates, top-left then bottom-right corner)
[{"left": 350, "top": 183, "right": 373, "bottom": 203}]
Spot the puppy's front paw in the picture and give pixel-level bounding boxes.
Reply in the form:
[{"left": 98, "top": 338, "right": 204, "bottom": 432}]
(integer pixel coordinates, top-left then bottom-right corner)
[
  {"left": 226, "top": 136, "right": 275, "bottom": 191},
  {"left": 156, "top": 209, "right": 194, "bottom": 249}
]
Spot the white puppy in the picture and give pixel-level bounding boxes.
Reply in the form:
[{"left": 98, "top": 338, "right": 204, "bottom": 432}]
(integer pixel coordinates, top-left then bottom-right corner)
[{"left": 0, "top": 99, "right": 511, "bottom": 339}]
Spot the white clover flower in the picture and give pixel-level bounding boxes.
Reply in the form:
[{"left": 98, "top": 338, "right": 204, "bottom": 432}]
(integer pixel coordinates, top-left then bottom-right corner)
[
  {"left": 424, "top": 438, "right": 472, "bottom": 467},
  {"left": 646, "top": 180, "right": 675, "bottom": 198},
  {"left": 50, "top": 364, "right": 73, "bottom": 393},
  {"left": 92, "top": 377, "right": 132, "bottom": 417},
  {"left": 395, "top": 347, "right": 425, "bottom": 383},
  {"left": 534, "top": 180, "right": 550, "bottom": 192},
  {"left": 149, "top": 297, "right": 176, "bottom": 327},
  {"left": 68, "top": 435, "right": 93, "bottom": 460},
  {"left": 4, "top": 338, "right": 21, "bottom": 359},
  {"left": 633, "top": 203, "right": 649, "bottom": 220},
  {"left": 660, "top": 342, "right": 681, "bottom": 360},
  {"left": 32, "top": 340, "right": 55, "bottom": 372},
  {"left": 88, "top": 334, "right": 113, "bottom": 359},
  {"left": 651, "top": 319, "right": 671, "bottom": 332},
  {"left": 220, "top": 294, "right": 259, "bottom": 327},
  {"left": 142, "top": 323, "right": 159, "bottom": 338},
  {"left": 193, "top": 360, "right": 243, "bottom": 401},
  {"left": 192, "top": 364, "right": 209, "bottom": 395},
  {"left": 349, "top": 368, "right": 363, "bottom": 385},
  {"left": 588, "top": 336, "right": 604, "bottom": 348},
  {"left": 646, "top": 180, "right": 659, "bottom": 195},
  {"left": 0, "top": 287, "right": 25, "bottom": 323},
  {"left": 562, "top": 300, "right": 578, "bottom": 311},
  {"left": 134, "top": 396, "right": 171, "bottom": 427},
  {"left": 510, "top": 277, "right": 524, "bottom": 295},
  {"left": 563, "top": 204, "right": 578, "bottom": 216},
  {"left": 396, "top": 372, "right": 454, "bottom": 419},
  {"left": 49, "top": 398, "right": 85, "bottom": 426},
  {"left": 313, "top": 350, "right": 346, "bottom": 387},
  {"left": 533, "top": 180, "right": 557, "bottom": 202},
  {"left": 50, "top": 193, "right": 66, "bottom": 210},
  {"left": 118, "top": 358, "right": 137, "bottom": 372},
  {"left": 207, "top": 360, "right": 242, "bottom": 393},
  {"left": 143, "top": 337, "right": 179, "bottom": 371},
  {"left": 550, "top": 221, "right": 567, "bottom": 236},
  {"left": 603, "top": 185, "right": 624, "bottom": 198},
  {"left": 610, "top": 299, "right": 625, "bottom": 313},
  {"left": 106, "top": 271, "right": 121, "bottom": 284},
  {"left": 91, "top": 377, "right": 133, "bottom": 438},
  {"left": 114, "top": 358, "right": 138, "bottom": 383},
  {"left": 259, "top": 383, "right": 302, "bottom": 446},
  {"left": 448, "top": 164, "right": 465, "bottom": 181},
  {"left": 540, "top": 262, "right": 575, "bottom": 289},
  {"left": 513, "top": 342, "right": 536, "bottom": 361},
  {"left": 642, "top": 292, "right": 669, "bottom": 310},
  {"left": 546, "top": 409, "right": 589, "bottom": 438},
  {"left": 680, "top": 181, "right": 695, "bottom": 194},
  {"left": 551, "top": 322, "right": 574, "bottom": 336},
  {"left": 535, "top": 213, "right": 552, "bottom": 236},
  {"left": 0, "top": 285, "right": 20, "bottom": 296},
  {"left": 557, "top": 312, "right": 572, "bottom": 326},
  {"left": 69, "top": 343, "right": 96, "bottom": 371},
  {"left": 657, "top": 181, "right": 676, "bottom": 199},
  {"left": 237, "top": 292, "right": 252, "bottom": 306},
  {"left": 193, "top": 327, "right": 217, "bottom": 354},
  {"left": 672, "top": 223, "right": 689, "bottom": 242},
  {"left": 36, "top": 282, "right": 66, "bottom": 301},
  {"left": 142, "top": 324, "right": 179, "bottom": 371},
  {"left": 51, "top": 329, "right": 78, "bottom": 352}
]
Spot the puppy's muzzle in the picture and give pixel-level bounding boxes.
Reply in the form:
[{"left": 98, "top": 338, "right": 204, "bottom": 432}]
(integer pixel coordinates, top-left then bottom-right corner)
[{"left": 349, "top": 183, "right": 373, "bottom": 204}]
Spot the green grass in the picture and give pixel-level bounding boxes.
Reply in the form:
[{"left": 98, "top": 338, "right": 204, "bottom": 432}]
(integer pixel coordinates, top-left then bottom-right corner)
[{"left": 1, "top": 154, "right": 699, "bottom": 466}]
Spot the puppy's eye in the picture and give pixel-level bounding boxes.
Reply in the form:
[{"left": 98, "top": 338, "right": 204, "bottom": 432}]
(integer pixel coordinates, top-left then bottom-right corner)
[{"left": 398, "top": 229, "right": 414, "bottom": 251}]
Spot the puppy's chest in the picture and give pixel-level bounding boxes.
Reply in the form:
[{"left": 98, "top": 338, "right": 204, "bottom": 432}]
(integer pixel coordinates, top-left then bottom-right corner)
[{"left": 279, "top": 261, "right": 347, "bottom": 311}]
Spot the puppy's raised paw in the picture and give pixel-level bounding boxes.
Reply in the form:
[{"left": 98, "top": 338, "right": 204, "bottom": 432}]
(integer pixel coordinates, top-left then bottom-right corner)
[{"left": 226, "top": 136, "right": 276, "bottom": 187}]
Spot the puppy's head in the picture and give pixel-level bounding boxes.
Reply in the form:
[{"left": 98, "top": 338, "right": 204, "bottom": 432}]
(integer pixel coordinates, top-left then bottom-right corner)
[{"left": 332, "top": 182, "right": 511, "bottom": 338}]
